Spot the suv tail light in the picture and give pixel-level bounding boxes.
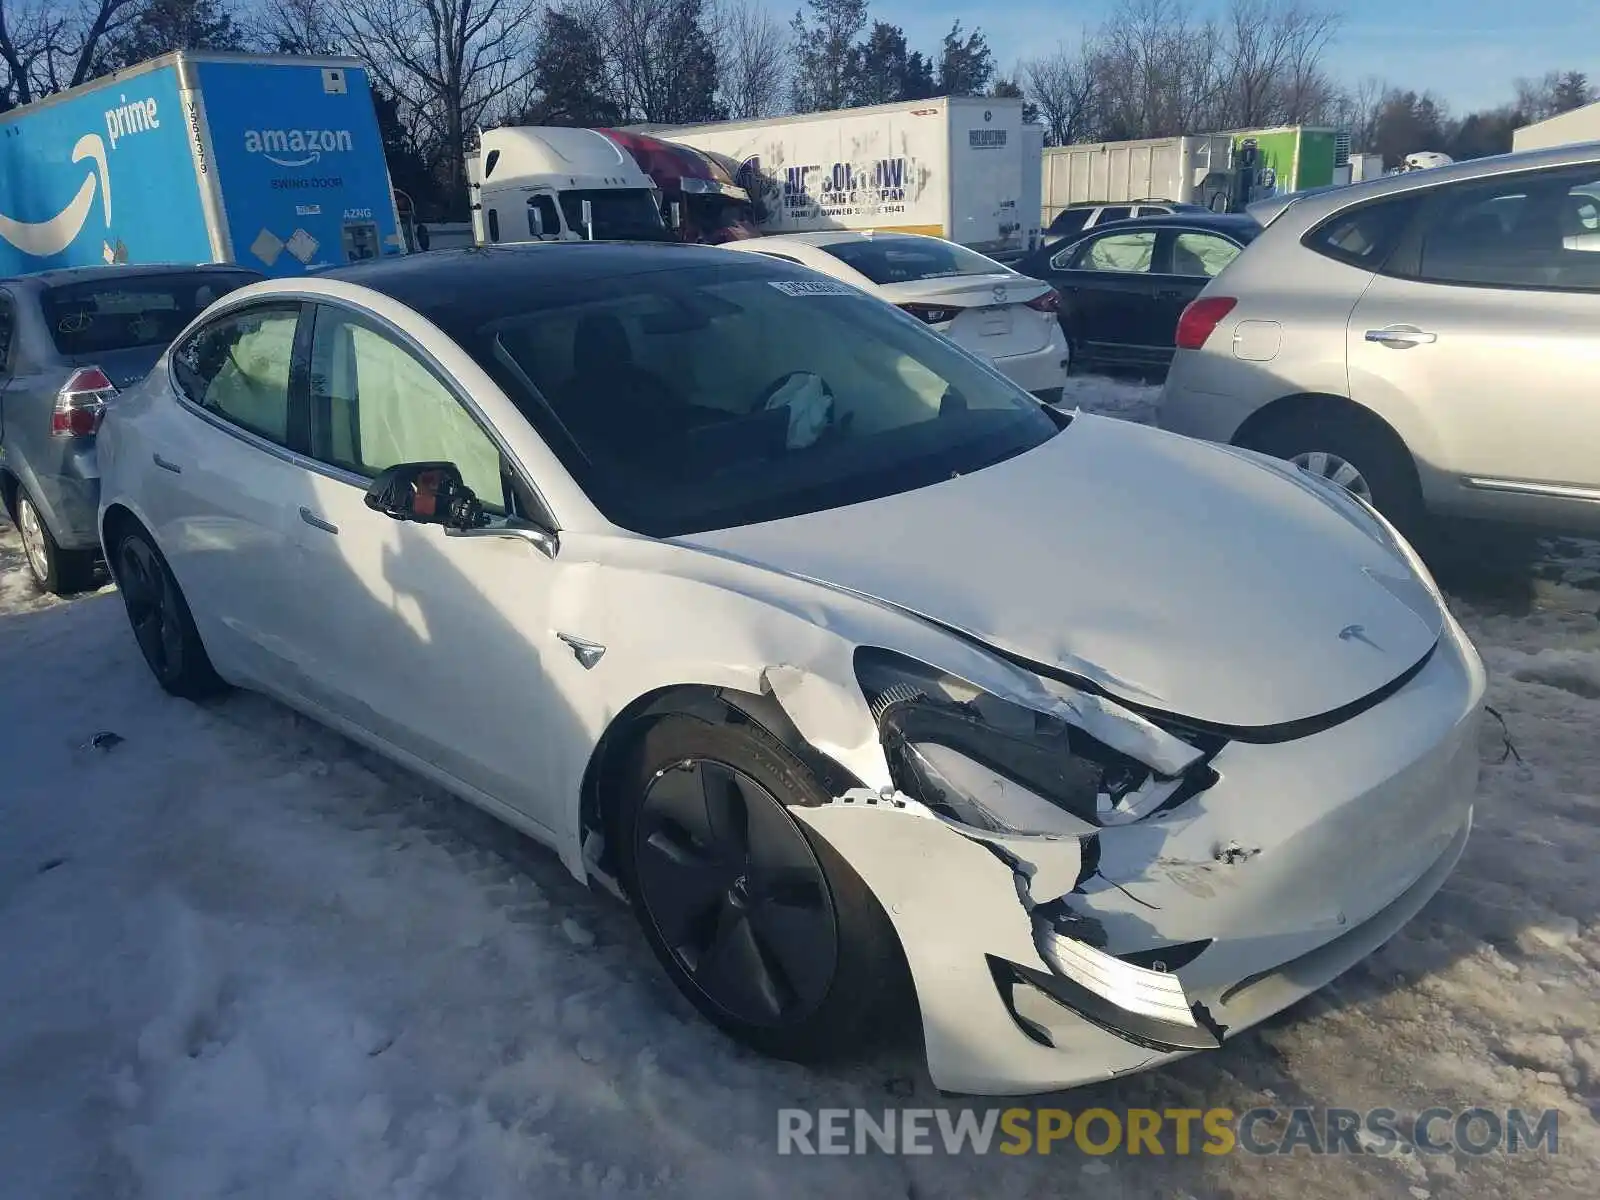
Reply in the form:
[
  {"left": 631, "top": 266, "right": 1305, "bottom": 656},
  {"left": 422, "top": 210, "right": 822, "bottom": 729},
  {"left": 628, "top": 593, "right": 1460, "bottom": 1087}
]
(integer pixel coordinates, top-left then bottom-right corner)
[
  {"left": 898, "top": 302, "right": 961, "bottom": 325},
  {"left": 1175, "top": 297, "right": 1237, "bottom": 350},
  {"left": 51, "top": 366, "right": 118, "bottom": 437},
  {"left": 1025, "top": 288, "right": 1061, "bottom": 314}
]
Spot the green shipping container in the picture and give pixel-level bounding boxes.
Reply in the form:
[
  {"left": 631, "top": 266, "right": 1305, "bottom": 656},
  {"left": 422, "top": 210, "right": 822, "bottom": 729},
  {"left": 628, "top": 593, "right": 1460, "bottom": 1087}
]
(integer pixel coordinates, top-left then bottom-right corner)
[{"left": 1233, "top": 126, "right": 1341, "bottom": 195}]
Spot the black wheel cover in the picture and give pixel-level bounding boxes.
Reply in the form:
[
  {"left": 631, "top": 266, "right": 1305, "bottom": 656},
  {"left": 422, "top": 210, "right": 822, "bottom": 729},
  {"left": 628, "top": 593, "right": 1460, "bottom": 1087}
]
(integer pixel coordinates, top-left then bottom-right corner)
[
  {"left": 634, "top": 759, "right": 839, "bottom": 1027},
  {"left": 117, "top": 537, "right": 184, "bottom": 682}
]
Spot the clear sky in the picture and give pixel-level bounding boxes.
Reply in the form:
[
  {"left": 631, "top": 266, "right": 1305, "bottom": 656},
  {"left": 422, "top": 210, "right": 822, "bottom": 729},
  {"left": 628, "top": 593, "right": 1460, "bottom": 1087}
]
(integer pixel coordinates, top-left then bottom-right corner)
[{"left": 829, "top": 0, "right": 1600, "bottom": 115}]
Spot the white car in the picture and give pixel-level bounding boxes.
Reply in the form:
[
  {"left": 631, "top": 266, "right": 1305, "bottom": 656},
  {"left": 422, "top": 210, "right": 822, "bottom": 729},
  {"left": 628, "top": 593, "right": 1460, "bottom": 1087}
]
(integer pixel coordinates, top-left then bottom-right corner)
[
  {"left": 721, "top": 231, "right": 1071, "bottom": 404},
  {"left": 98, "top": 244, "right": 1484, "bottom": 1095}
]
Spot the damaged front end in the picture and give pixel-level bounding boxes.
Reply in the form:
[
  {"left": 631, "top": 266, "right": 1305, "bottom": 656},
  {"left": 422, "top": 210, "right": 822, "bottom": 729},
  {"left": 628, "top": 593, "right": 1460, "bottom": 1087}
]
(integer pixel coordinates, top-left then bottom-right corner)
[
  {"left": 858, "top": 649, "right": 1220, "bottom": 836},
  {"left": 786, "top": 622, "right": 1481, "bottom": 1095},
  {"left": 818, "top": 651, "right": 1233, "bottom": 1079}
]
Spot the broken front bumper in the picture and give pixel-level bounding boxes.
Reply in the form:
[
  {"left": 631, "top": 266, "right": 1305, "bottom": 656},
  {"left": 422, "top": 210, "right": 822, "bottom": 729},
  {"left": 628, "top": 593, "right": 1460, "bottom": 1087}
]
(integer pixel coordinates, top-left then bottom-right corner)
[{"left": 794, "top": 612, "right": 1485, "bottom": 1096}]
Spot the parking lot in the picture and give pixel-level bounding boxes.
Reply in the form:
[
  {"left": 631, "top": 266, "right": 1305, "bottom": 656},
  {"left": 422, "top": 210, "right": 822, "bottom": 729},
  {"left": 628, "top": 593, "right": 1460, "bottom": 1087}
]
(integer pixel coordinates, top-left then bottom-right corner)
[{"left": 2, "top": 376, "right": 1596, "bottom": 1200}]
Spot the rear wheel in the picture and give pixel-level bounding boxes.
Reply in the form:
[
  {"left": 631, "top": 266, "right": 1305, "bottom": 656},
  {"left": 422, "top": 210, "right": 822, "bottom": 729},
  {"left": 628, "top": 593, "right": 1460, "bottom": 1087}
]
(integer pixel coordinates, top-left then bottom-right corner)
[
  {"left": 15, "top": 488, "right": 95, "bottom": 595},
  {"left": 1244, "top": 402, "right": 1424, "bottom": 535},
  {"left": 111, "top": 527, "right": 226, "bottom": 699},
  {"left": 614, "top": 715, "right": 906, "bottom": 1062}
]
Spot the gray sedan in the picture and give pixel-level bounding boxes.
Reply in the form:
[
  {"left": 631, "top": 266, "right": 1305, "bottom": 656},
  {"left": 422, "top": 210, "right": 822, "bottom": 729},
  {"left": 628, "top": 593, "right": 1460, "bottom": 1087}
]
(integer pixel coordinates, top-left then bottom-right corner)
[{"left": 1, "top": 264, "right": 261, "bottom": 592}]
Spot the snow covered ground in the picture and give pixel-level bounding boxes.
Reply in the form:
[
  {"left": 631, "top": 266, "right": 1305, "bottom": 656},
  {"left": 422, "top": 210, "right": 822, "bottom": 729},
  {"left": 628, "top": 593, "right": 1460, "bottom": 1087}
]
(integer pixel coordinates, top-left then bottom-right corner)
[{"left": 2, "top": 379, "right": 1597, "bottom": 1199}]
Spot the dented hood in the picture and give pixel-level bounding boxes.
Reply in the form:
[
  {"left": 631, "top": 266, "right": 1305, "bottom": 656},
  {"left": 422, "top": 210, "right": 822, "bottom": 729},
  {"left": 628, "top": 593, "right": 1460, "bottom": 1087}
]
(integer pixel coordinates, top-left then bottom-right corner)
[{"left": 676, "top": 414, "right": 1444, "bottom": 730}]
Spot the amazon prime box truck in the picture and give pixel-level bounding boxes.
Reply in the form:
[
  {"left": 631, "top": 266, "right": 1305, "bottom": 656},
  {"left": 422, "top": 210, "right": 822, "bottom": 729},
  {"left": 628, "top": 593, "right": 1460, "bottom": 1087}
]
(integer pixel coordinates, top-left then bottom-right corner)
[{"left": 0, "top": 51, "right": 404, "bottom": 277}]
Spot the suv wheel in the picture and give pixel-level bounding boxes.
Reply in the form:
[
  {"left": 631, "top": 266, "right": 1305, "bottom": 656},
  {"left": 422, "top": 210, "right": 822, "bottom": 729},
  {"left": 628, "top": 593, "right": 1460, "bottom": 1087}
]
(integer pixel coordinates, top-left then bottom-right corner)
[{"left": 1246, "top": 403, "right": 1424, "bottom": 535}]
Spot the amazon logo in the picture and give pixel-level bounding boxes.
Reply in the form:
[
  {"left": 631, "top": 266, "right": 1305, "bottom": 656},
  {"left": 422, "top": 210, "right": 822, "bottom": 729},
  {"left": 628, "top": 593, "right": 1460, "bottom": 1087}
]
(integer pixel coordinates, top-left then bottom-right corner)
[
  {"left": 244, "top": 126, "right": 354, "bottom": 168},
  {"left": 0, "top": 133, "right": 111, "bottom": 258}
]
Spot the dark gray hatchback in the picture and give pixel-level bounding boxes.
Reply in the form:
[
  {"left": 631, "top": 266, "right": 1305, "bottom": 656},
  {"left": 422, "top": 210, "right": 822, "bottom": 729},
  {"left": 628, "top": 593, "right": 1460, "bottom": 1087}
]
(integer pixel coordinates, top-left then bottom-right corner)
[{"left": 0, "top": 264, "right": 262, "bottom": 592}]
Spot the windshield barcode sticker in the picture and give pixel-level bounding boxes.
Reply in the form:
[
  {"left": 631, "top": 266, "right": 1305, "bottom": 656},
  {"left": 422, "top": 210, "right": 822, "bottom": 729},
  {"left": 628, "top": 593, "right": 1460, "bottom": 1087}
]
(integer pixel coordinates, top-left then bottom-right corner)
[{"left": 768, "top": 280, "right": 858, "bottom": 297}]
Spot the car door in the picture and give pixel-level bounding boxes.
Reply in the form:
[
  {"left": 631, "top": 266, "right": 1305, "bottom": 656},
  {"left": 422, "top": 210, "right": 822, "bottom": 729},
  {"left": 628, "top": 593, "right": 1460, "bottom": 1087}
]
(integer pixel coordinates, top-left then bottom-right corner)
[
  {"left": 287, "top": 301, "right": 568, "bottom": 837},
  {"left": 1046, "top": 227, "right": 1163, "bottom": 364},
  {"left": 1346, "top": 162, "right": 1600, "bottom": 505},
  {"left": 1148, "top": 227, "right": 1247, "bottom": 362},
  {"left": 150, "top": 301, "right": 323, "bottom": 693}
]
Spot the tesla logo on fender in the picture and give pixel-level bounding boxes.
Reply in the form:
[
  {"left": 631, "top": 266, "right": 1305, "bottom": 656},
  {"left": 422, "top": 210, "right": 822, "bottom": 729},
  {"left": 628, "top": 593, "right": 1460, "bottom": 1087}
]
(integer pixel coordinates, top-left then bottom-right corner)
[
  {"left": 1339, "top": 624, "right": 1382, "bottom": 650},
  {"left": 992, "top": 284, "right": 1007, "bottom": 304}
]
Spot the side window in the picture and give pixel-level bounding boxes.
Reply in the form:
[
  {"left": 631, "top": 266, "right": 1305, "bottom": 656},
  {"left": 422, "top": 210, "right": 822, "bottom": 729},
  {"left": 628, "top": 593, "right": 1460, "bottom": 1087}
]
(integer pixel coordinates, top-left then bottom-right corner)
[
  {"left": 1305, "top": 196, "right": 1418, "bottom": 269},
  {"left": 172, "top": 304, "right": 300, "bottom": 445},
  {"left": 1065, "top": 230, "right": 1157, "bottom": 273},
  {"left": 487, "top": 207, "right": 501, "bottom": 243},
  {"left": 1408, "top": 167, "right": 1600, "bottom": 290},
  {"left": 1097, "top": 206, "right": 1133, "bottom": 224},
  {"left": 306, "top": 305, "right": 505, "bottom": 510},
  {"left": 1048, "top": 209, "right": 1090, "bottom": 236},
  {"left": 528, "top": 194, "right": 560, "bottom": 239},
  {"left": 1168, "top": 231, "right": 1242, "bottom": 278},
  {"left": 0, "top": 295, "right": 14, "bottom": 374}
]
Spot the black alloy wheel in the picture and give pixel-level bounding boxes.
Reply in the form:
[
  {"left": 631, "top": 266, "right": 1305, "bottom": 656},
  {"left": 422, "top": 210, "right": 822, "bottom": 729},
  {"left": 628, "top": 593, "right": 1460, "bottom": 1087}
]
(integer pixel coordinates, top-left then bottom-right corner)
[{"left": 632, "top": 757, "right": 839, "bottom": 1028}]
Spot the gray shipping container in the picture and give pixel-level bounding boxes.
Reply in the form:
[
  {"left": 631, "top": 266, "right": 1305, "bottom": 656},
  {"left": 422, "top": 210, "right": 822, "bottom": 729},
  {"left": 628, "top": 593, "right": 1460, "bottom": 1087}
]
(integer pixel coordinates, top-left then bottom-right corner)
[{"left": 1040, "top": 135, "right": 1235, "bottom": 221}]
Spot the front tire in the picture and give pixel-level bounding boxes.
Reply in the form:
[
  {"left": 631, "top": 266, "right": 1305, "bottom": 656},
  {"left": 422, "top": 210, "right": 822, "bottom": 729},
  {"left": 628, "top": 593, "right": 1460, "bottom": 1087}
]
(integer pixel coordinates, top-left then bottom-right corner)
[
  {"left": 15, "top": 488, "right": 95, "bottom": 595},
  {"left": 615, "top": 715, "right": 906, "bottom": 1062},
  {"left": 111, "top": 527, "right": 226, "bottom": 699}
]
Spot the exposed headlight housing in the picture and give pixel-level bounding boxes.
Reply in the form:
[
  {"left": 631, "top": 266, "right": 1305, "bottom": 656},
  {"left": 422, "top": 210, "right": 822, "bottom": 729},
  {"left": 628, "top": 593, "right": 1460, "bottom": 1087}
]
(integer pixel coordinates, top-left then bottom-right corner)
[{"left": 856, "top": 649, "right": 1219, "bottom": 837}]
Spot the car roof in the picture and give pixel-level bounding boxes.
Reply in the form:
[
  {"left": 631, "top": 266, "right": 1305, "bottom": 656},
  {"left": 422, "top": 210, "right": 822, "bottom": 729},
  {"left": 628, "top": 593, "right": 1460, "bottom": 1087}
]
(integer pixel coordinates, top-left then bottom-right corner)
[
  {"left": 1, "top": 262, "right": 263, "bottom": 290},
  {"left": 738, "top": 230, "right": 938, "bottom": 249},
  {"left": 319, "top": 242, "right": 787, "bottom": 326},
  {"left": 1251, "top": 139, "right": 1600, "bottom": 228},
  {"left": 1067, "top": 212, "right": 1260, "bottom": 238}
]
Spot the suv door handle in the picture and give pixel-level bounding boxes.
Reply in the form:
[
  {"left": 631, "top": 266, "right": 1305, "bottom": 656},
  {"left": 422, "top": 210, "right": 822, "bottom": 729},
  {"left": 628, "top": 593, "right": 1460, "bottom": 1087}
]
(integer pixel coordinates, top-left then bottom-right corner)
[
  {"left": 152, "top": 453, "right": 182, "bottom": 474},
  {"left": 299, "top": 507, "right": 338, "bottom": 535},
  {"left": 1365, "top": 326, "right": 1437, "bottom": 348}
]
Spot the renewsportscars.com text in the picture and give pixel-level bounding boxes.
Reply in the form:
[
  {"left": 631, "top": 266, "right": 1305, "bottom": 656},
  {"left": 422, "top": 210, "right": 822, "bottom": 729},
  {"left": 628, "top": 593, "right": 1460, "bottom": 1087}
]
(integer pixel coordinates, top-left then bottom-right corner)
[{"left": 777, "top": 1106, "right": 1560, "bottom": 1157}]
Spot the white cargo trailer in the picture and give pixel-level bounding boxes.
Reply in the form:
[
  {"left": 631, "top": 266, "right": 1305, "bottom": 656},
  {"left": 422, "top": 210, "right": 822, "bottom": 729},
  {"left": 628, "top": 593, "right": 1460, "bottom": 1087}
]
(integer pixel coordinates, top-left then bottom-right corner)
[
  {"left": 646, "top": 96, "right": 1033, "bottom": 257},
  {"left": 1040, "top": 135, "right": 1235, "bottom": 223}
]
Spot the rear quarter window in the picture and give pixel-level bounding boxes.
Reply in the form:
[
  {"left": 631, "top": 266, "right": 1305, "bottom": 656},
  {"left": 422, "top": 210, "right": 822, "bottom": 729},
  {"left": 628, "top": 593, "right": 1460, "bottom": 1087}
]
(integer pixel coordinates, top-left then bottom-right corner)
[
  {"left": 42, "top": 272, "right": 262, "bottom": 358},
  {"left": 1303, "top": 196, "right": 1420, "bottom": 270},
  {"left": 821, "top": 238, "right": 1007, "bottom": 284}
]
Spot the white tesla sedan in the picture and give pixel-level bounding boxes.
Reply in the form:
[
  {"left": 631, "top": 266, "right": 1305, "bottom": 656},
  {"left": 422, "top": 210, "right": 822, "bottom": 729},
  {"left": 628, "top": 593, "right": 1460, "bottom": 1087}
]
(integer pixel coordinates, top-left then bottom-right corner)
[
  {"left": 719, "top": 231, "right": 1071, "bottom": 405},
  {"left": 97, "top": 244, "right": 1484, "bottom": 1095}
]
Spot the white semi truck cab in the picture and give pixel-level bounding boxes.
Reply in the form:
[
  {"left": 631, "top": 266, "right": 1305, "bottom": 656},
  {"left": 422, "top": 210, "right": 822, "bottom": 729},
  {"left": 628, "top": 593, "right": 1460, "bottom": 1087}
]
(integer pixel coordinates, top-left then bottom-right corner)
[{"left": 467, "top": 126, "right": 671, "bottom": 244}]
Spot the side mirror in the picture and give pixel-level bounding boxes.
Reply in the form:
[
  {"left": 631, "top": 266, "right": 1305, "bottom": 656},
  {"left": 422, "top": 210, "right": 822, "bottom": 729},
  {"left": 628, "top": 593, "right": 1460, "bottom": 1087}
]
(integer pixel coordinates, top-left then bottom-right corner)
[{"left": 364, "top": 462, "right": 487, "bottom": 530}]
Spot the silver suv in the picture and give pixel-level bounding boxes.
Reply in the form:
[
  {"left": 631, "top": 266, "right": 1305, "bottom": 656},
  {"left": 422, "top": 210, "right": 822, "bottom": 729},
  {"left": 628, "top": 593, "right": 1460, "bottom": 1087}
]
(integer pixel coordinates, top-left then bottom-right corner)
[{"left": 1160, "top": 143, "right": 1600, "bottom": 536}]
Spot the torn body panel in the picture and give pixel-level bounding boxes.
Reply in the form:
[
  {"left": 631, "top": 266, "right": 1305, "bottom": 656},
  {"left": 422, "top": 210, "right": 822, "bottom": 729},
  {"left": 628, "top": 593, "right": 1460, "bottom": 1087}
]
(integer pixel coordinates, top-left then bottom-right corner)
[
  {"left": 793, "top": 617, "right": 1483, "bottom": 1095},
  {"left": 553, "top": 531, "right": 1215, "bottom": 876}
]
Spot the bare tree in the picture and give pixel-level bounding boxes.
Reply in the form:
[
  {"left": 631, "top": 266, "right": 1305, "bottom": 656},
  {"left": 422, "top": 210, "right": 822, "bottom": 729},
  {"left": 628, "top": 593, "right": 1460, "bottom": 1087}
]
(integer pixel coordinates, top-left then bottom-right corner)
[
  {"left": 1021, "top": 39, "right": 1098, "bottom": 145},
  {"left": 1, "top": 0, "right": 145, "bottom": 102},
  {"left": 249, "top": 0, "right": 345, "bottom": 54},
  {"left": 715, "top": 0, "right": 786, "bottom": 118},
  {"left": 1091, "top": 0, "right": 1221, "bottom": 140},
  {"left": 576, "top": 0, "right": 722, "bottom": 124},
  {"left": 1331, "top": 74, "right": 1384, "bottom": 151},
  {"left": 1274, "top": 1, "right": 1341, "bottom": 123},
  {"left": 330, "top": 0, "right": 540, "bottom": 193},
  {"left": 0, "top": 0, "right": 52, "bottom": 107},
  {"left": 1214, "top": 0, "right": 1339, "bottom": 127}
]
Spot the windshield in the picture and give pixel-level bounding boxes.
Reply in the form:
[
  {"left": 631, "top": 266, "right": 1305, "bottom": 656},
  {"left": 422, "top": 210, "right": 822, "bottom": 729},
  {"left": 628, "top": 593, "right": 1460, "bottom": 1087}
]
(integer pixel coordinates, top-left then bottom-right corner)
[
  {"left": 558, "top": 189, "right": 671, "bottom": 241},
  {"left": 457, "top": 260, "right": 1058, "bottom": 536},
  {"left": 685, "top": 193, "right": 758, "bottom": 243},
  {"left": 821, "top": 237, "right": 1013, "bottom": 285},
  {"left": 42, "top": 271, "right": 260, "bottom": 357}
]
